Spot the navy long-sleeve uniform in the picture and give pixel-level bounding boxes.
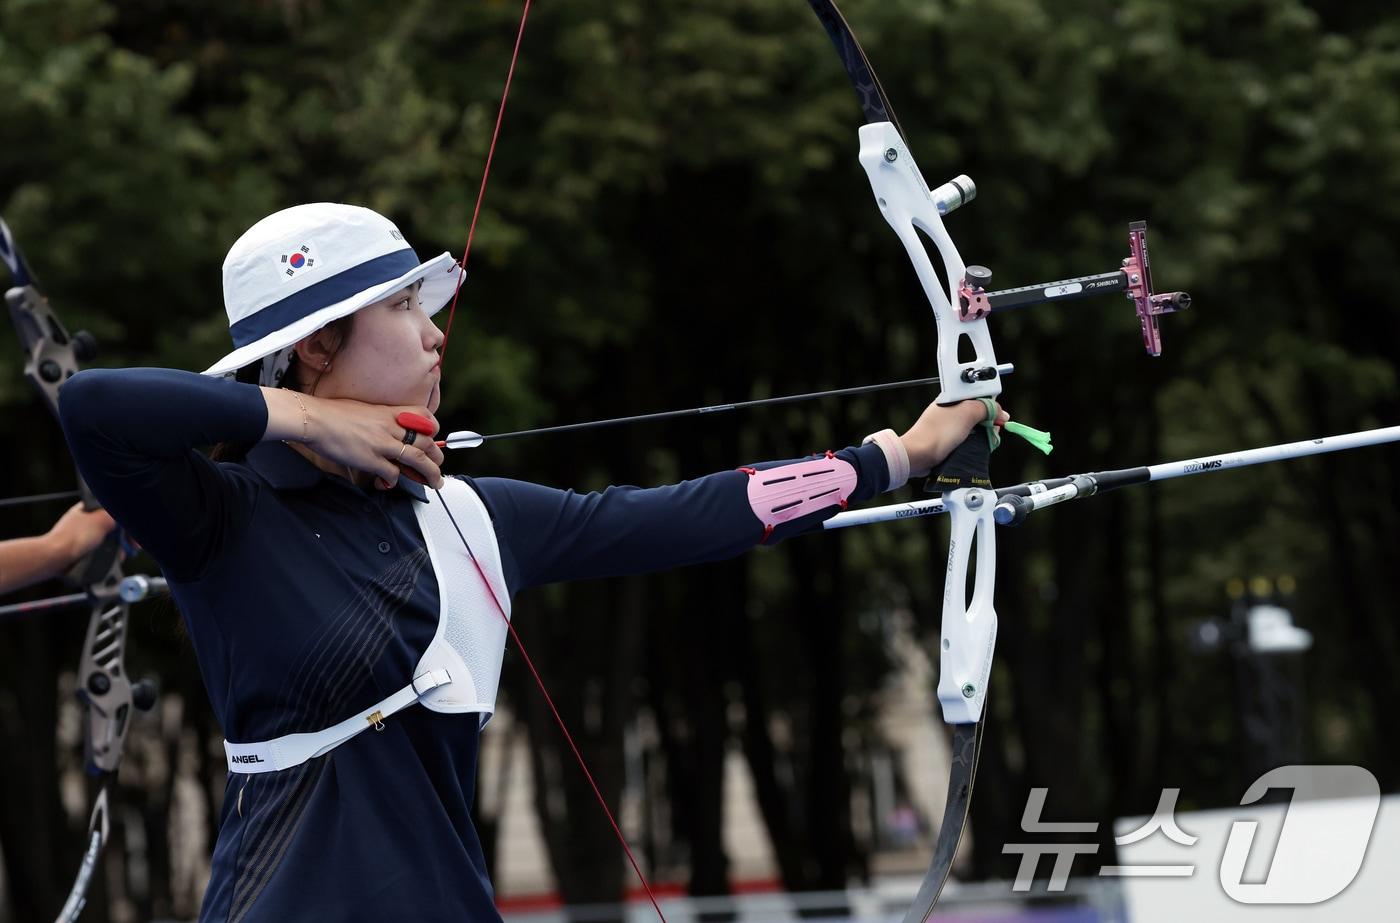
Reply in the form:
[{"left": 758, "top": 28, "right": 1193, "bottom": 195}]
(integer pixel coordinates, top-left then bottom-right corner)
[{"left": 58, "top": 368, "right": 892, "bottom": 923}]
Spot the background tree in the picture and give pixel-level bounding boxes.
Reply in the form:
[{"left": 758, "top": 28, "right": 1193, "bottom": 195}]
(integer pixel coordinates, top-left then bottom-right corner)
[{"left": 1, "top": 0, "right": 1397, "bottom": 920}]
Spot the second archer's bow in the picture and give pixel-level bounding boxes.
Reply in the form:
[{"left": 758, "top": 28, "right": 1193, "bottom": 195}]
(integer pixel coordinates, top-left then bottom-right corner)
[{"left": 1, "top": 216, "right": 159, "bottom": 923}]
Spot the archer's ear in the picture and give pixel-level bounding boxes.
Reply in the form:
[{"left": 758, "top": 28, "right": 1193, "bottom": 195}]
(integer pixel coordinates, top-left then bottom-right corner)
[{"left": 292, "top": 327, "right": 339, "bottom": 371}]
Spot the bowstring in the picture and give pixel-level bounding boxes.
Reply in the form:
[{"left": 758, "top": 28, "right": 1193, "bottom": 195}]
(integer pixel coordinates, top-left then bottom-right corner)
[
  {"left": 438, "top": 0, "right": 532, "bottom": 359},
  {"left": 436, "top": 3, "right": 667, "bottom": 918}
]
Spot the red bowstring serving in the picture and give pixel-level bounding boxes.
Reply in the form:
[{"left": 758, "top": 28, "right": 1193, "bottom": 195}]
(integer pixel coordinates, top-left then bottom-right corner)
[
  {"left": 438, "top": 3, "right": 667, "bottom": 919},
  {"left": 437, "top": 0, "right": 531, "bottom": 360}
]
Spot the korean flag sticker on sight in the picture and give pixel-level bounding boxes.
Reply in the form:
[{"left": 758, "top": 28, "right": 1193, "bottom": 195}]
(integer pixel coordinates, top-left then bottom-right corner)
[{"left": 278, "top": 241, "right": 320, "bottom": 282}]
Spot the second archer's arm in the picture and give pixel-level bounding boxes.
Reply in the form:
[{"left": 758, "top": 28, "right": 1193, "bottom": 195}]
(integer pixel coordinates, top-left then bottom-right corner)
[{"left": 0, "top": 504, "right": 116, "bottom": 596}]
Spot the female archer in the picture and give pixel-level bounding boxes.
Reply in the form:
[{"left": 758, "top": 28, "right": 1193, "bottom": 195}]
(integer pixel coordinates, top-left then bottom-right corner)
[{"left": 58, "top": 202, "right": 1003, "bottom": 922}]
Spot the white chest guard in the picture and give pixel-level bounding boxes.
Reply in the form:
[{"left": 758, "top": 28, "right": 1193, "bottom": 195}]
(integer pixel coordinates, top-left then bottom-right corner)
[
  {"left": 224, "top": 478, "right": 510, "bottom": 774},
  {"left": 411, "top": 475, "right": 511, "bottom": 718}
]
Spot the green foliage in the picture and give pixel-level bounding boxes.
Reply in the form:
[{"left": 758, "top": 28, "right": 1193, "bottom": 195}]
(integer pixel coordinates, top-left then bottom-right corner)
[{"left": 2, "top": 0, "right": 1398, "bottom": 910}]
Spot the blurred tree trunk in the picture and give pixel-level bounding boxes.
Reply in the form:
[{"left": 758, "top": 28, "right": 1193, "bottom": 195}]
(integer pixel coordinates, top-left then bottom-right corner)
[{"left": 523, "top": 576, "right": 645, "bottom": 917}]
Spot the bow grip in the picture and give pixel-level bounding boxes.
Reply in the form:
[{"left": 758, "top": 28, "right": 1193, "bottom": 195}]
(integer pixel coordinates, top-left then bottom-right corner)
[
  {"left": 65, "top": 531, "right": 123, "bottom": 591},
  {"left": 921, "top": 426, "right": 992, "bottom": 495}
]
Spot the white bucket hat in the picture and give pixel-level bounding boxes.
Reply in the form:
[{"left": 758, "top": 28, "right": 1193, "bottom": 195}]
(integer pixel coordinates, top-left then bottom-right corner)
[{"left": 203, "top": 202, "right": 463, "bottom": 378}]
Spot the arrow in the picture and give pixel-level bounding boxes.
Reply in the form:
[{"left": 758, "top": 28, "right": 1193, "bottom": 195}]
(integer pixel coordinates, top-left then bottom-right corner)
[{"left": 439, "top": 364, "right": 1017, "bottom": 449}]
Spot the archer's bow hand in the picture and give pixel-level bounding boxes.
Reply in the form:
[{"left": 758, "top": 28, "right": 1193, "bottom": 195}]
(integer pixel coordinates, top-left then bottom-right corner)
[{"left": 899, "top": 399, "right": 1008, "bottom": 478}]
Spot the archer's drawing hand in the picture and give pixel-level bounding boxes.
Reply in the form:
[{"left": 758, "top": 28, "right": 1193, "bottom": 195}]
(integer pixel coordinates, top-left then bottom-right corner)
[
  {"left": 899, "top": 399, "right": 1008, "bottom": 477},
  {"left": 264, "top": 389, "right": 445, "bottom": 490}
]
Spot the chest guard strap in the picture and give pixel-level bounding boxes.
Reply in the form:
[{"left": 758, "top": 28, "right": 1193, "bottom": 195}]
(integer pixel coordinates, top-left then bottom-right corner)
[{"left": 223, "top": 478, "right": 509, "bottom": 774}]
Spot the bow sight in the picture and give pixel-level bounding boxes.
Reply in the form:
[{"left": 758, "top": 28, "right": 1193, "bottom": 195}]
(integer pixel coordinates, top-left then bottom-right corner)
[
  {"left": 953, "top": 214, "right": 1192, "bottom": 357},
  {"left": 928, "top": 179, "right": 1192, "bottom": 359}
]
